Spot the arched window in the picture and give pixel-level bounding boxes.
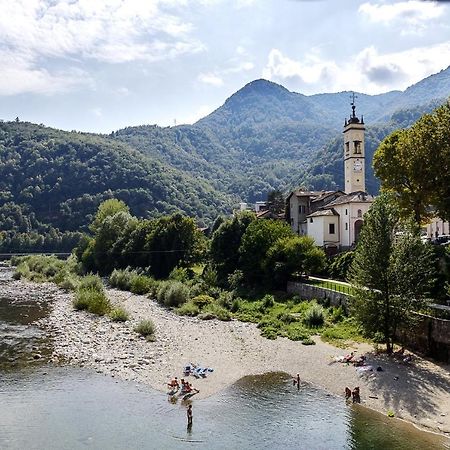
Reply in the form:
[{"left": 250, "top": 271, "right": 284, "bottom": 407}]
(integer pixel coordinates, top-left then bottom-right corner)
[{"left": 357, "top": 209, "right": 362, "bottom": 218}]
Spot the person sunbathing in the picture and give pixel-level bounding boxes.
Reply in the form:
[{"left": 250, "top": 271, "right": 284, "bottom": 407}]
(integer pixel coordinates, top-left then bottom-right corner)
[{"left": 168, "top": 377, "right": 179, "bottom": 389}]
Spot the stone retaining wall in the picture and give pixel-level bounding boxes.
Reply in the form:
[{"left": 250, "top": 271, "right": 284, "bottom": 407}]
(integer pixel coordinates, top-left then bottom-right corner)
[
  {"left": 287, "top": 281, "right": 450, "bottom": 363},
  {"left": 287, "top": 281, "right": 349, "bottom": 310}
]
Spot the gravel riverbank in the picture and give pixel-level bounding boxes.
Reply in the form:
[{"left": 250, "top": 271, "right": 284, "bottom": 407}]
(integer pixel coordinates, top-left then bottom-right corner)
[{"left": 3, "top": 268, "right": 450, "bottom": 437}]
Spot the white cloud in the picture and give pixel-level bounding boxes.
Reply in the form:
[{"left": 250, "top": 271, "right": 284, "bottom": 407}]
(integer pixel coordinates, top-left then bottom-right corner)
[
  {"left": 262, "top": 42, "right": 450, "bottom": 94},
  {"left": 0, "top": 49, "right": 91, "bottom": 96},
  {"left": 359, "top": 1, "right": 445, "bottom": 34},
  {"left": 198, "top": 72, "right": 224, "bottom": 86},
  {"left": 0, "top": 0, "right": 205, "bottom": 95}
]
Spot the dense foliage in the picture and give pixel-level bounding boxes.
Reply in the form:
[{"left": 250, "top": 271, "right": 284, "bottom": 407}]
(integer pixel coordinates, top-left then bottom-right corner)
[
  {"left": 349, "top": 195, "right": 435, "bottom": 353},
  {"left": 374, "top": 102, "right": 450, "bottom": 222}
]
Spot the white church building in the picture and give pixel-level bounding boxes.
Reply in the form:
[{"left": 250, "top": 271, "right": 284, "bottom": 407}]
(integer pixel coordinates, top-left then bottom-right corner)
[{"left": 287, "top": 100, "right": 374, "bottom": 251}]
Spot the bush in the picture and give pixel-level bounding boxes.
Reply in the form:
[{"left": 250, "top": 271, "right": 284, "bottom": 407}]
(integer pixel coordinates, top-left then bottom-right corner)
[
  {"left": 58, "top": 275, "right": 80, "bottom": 291},
  {"left": 200, "top": 302, "right": 231, "bottom": 321},
  {"left": 217, "top": 290, "right": 234, "bottom": 309},
  {"left": 176, "top": 300, "right": 200, "bottom": 317},
  {"left": 285, "top": 324, "right": 310, "bottom": 341},
  {"left": 262, "top": 294, "right": 275, "bottom": 309},
  {"left": 302, "top": 337, "right": 316, "bottom": 345},
  {"left": 163, "top": 281, "right": 190, "bottom": 307},
  {"left": 73, "top": 287, "right": 111, "bottom": 315},
  {"left": 260, "top": 326, "right": 279, "bottom": 340},
  {"left": 169, "top": 267, "right": 191, "bottom": 282},
  {"left": 109, "top": 268, "right": 133, "bottom": 291},
  {"left": 192, "top": 294, "right": 214, "bottom": 308},
  {"left": 134, "top": 319, "right": 156, "bottom": 341},
  {"left": 79, "top": 274, "right": 104, "bottom": 292},
  {"left": 110, "top": 307, "right": 129, "bottom": 322},
  {"left": 329, "top": 305, "right": 345, "bottom": 323},
  {"left": 304, "top": 303, "right": 325, "bottom": 328},
  {"left": 230, "top": 298, "right": 241, "bottom": 313},
  {"left": 130, "top": 274, "right": 155, "bottom": 295},
  {"left": 156, "top": 281, "right": 172, "bottom": 304}
]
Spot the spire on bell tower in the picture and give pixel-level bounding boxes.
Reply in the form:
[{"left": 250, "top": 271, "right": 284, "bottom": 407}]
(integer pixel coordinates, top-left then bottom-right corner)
[{"left": 343, "top": 93, "right": 366, "bottom": 194}]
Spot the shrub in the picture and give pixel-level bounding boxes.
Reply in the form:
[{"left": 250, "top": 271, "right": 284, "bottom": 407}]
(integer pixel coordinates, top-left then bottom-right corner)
[
  {"left": 230, "top": 298, "right": 241, "bottom": 313},
  {"left": 302, "top": 337, "right": 316, "bottom": 345},
  {"left": 262, "top": 294, "right": 275, "bottom": 309},
  {"left": 109, "top": 268, "right": 133, "bottom": 291},
  {"left": 156, "top": 281, "right": 172, "bottom": 304},
  {"left": 304, "top": 303, "right": 325, "bottom": 328},
  {"left": 260, "top": 326, "right": 279, "bottom": 340},
  {"left": 200, "top": 302, "right": 231, "bottom": 321},
  {"left": 163, "top": 282, "right": 190, "bottom": 308},
  {"left": 176, "top": 301, "right": 200, "bottom": 317},
  {"left": 110, "top": 307, "right": 129, "bottom": 322},
  {"left": 169, "top": 267, "right": 191, "bottom": 282},
  {"left": 58, "top": 275, "right": 80, "bottom": 291},
  {"left": 79, "top": 274, "right": 104, "bottom": 292},
  {"left": 329, "top": 305, "right": 345, "bottom": 323},
  {"left": 134, "top": 319, "right": 156, "bottom": 341},
  {"left": 192, "top": 294, "right": 214, "bottom": 308},
  {"left": 217, "top": 290, "right": 234, "bottom": 309},
  {"left": 285, "top": 324, "right": 310, "bottom": 341},
  {"left": 73, "top": 282, "right": 111, "bottom": 315},
  {"left": 130, "top": 274, "right": 155, "bottom": 295}
]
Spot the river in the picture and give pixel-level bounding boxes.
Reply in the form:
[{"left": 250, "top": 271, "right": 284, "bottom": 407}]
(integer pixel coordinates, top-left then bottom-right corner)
[{"left": 0, "top": 265, "right": 449, "bottom": 449}]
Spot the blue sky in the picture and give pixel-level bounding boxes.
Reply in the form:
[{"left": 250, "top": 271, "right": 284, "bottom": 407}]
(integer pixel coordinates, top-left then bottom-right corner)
[{"left": 1, "top": 0, "right": 449, "bottom": 132}]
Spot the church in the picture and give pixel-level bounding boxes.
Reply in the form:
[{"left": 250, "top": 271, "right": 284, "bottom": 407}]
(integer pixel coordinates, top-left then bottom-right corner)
[{"left": 286, "top": 99, "right": 374, "bottom": 251}]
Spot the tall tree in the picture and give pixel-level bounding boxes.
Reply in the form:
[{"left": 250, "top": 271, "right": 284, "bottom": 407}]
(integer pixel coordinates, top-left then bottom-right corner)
[
  {"left": 349, "top": 195, "right": 435, "bottom": 353},
  {"left": 264, "top": 235, "right": 326, "bottom": 288},
  {"left": 373, "top": 102, "right": 450, "bottom": 223},
  {"left": 267, "top": 189, "right": 285, "bottom": 215},
  {"left": 209, "top": 211, "right": 255, "bottom": 286},
  {"left": 239, "top": 219, "right": 293, "bottom": 284}
]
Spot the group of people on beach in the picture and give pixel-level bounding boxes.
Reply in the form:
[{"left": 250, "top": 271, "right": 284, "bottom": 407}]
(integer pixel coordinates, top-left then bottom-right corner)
[{"left": 167, "top": 377, "right": 199, "bottom": 395}]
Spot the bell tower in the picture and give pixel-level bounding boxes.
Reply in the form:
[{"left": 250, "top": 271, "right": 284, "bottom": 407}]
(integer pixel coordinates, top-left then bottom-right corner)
[{"left": 343, "top": 93, "right": 365, "bottom": 194}]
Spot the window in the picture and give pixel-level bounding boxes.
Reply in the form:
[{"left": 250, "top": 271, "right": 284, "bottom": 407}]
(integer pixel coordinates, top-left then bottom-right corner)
[
  {"left": 298, "top": 205, "right": 306, "bottom": 214},
  {"left": 357, "top": 209, "right": 362, "bottom": 218},
  {"left": 310, "top": 218, "right": 313, "bottom": 223},
  {"left": 345, "top": 142, "right": 350, "bottom": 153},
  {"left": 345, "top": 209, "right": 348, "bottom": 215},
  {"left": 329, "top": 223, "right": 335, "bottom": 234},
  {"left": 345, "top": 223, "right": 348, "bottom": 230},
  {"left": 354, "top": 140, "right": 362, "bottom": 154}
]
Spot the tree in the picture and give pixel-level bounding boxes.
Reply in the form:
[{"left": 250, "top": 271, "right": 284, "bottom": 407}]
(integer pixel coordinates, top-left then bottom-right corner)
[
  {"left": 209, "top": 211, "right": 255, "bottom": 286},
  {"left": 145, "top": 213, "right": 206, "bottom": 279},
  {"left": 267, "top": 189, "right": 285, "bottom": 215},
  {"left": 373, "top": 102, "right": 450, "bottom": 223},
  {"left": 264, "top": 235, "right": 326, "bottom": 288},
  {"left": 89, "top": 199, "right": 130, "bottom": 234},
  {"left": 349, "top": 195, "right": 435, "bottom": 353},
  {"left": 239, "top": 219, "right": 293, "bottom": 284}
]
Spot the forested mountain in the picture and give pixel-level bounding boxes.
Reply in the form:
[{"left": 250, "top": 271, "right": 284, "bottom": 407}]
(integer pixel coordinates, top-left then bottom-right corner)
[
  {"left": 0, "top": 122, "right": 235, "bottom": 234},
  {"left": 1, "top": 66, "right": 450, "bottom": 240}
]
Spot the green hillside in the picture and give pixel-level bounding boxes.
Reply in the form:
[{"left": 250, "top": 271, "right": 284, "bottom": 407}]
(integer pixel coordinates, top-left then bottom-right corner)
[
  {"left": 1, "top": 66, "right": 450, "bottom": 242},
  {"left": 0, "top": 121, "right": 235, "bottom": 234}
]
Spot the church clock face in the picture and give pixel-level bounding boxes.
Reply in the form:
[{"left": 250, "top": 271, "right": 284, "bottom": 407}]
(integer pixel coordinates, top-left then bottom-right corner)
[{"left": 353, "top": 159, "right": 363, "bottom": 172}]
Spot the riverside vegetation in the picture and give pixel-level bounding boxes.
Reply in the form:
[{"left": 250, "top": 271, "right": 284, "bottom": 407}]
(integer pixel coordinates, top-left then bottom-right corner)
[{"left": 10, "top": 188, "right": 450, "bottom": 352}]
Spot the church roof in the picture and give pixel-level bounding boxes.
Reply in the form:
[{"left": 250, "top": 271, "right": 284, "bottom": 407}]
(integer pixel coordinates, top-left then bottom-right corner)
[
  {"left": 306, "top": 208, "right": 339, "bottom": 218},
  {"left": 324, "top": 191, "right": 374, "bottom": 207}
]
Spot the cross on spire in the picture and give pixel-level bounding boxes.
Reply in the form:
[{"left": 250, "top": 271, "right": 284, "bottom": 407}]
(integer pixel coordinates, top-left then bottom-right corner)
[{"left": 350, "top": 92, "right": 358, "bottom": 118}]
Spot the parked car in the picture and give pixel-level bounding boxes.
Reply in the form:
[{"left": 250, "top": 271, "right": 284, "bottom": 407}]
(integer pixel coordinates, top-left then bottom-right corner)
[{"left": 434, "top": 234, "right": 450, "bottom": 245}]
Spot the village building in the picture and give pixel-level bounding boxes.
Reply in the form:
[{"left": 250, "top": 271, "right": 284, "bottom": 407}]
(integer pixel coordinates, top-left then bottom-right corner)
[{"left": 286, "top": 98, "right": 374, "bottom": 251}]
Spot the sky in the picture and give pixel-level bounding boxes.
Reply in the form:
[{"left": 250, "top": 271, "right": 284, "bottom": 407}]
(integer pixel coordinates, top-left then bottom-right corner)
[{"left": 1, "top": 0, "right": 450, "bottom": 133}]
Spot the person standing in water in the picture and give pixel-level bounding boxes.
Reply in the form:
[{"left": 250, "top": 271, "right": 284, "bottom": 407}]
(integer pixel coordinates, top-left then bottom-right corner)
[
  {"left": 293, "top": 373, "right": 300, "bottom": 389},
  {"left": 187, "top": 404, "right": 193, "bottom": 428}
]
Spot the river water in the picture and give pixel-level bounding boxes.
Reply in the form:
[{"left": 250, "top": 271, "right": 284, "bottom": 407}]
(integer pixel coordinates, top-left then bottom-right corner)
[{"left": 0, "top": 266, "right": 449, "bottom": 449}]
